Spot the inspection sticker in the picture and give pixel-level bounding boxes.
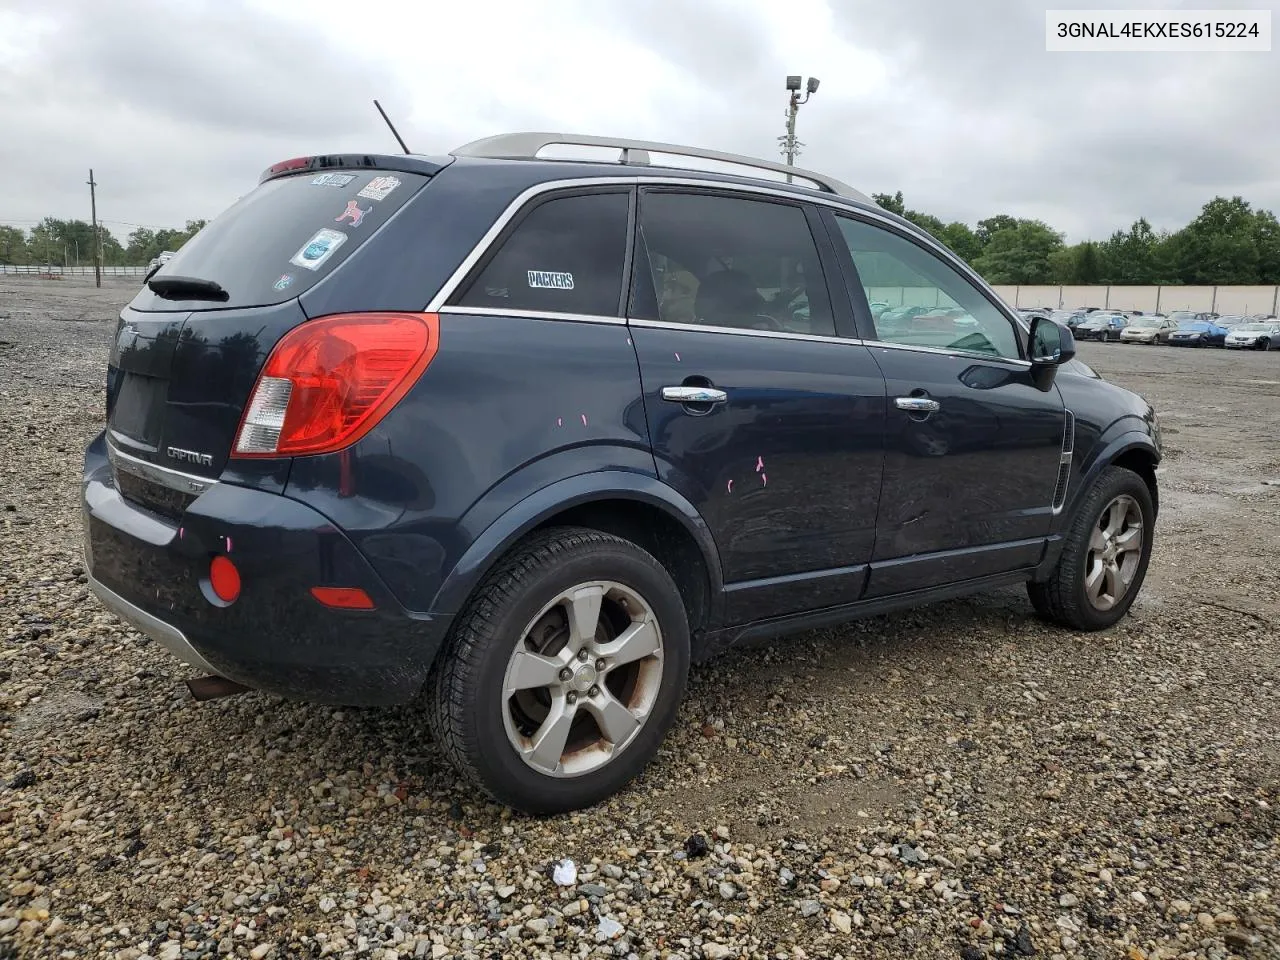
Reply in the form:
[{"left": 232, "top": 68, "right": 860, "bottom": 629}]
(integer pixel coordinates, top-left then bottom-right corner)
[
  {"left": 311, "top": 173, "right": 356, "bottom": 187},
  {"left": 290, "top": 228, "right": 347, "bottom": 271}
]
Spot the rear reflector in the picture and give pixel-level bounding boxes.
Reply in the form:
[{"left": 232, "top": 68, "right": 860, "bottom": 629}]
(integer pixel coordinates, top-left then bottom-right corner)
[
  {"left": 209, "top": 556, "right": 241, "bottom": 603},
  {"left": 232, "top": 312, "right": 439, "bottom": 458},
  {"left": 310, "top": 586, "right": 375, "bottom": 609}
]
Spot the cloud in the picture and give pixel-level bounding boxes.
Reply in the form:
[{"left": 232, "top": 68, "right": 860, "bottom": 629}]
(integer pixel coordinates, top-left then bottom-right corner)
[
  {"left": 0, "top": 0, "right": 1275, "bottom": 244},
  {"left": 0, "top": 0, "right": 413, "bottom": 240}
]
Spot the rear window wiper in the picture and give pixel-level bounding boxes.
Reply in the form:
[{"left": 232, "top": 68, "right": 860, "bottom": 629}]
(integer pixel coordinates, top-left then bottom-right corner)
[{"left": 147, "top": 275, "right": 229, "bottom": 302}]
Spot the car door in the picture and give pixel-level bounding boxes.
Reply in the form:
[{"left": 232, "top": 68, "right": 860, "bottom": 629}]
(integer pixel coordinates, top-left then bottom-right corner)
[
  {"left": 822, "top": 210, "right": 1069, "bottom": 598},
  {"left": 627, "top": 187, "right": 887, "bottom": 624}
]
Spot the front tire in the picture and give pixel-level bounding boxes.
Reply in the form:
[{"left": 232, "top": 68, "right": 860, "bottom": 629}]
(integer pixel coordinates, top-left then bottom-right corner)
[
  {"left": 1259, "top": 339, "right": 1271, "bottom": 351},
  {"left": 429, "top": 527, "right": 690, "bottom": 814},
  {"left": 1028, "top": 466, "right": 1154, "bottom": 630}
]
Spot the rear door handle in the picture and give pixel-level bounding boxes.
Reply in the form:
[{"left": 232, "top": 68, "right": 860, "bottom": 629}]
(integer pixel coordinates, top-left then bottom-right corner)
[
  {"left": 895, "top": 396, "right": 940, "bottom": 413},
  {"left": 662, "top": 386, "right": 727, "bottom": 404}
]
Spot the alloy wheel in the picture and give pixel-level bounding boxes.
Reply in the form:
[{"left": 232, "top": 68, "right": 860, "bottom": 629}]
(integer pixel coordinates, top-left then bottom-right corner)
[
  {"left": 501, "top": 581, "right": 664, "bottom": 778},
  {"left": 1085, "top": 494, "right": 1144, "bottom": 611}
]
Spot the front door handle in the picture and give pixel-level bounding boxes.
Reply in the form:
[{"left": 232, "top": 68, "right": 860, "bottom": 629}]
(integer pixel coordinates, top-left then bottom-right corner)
[
  {"left": 662, "top": 386, "right": 727, "bottom": 404},
  {"left": 895, "top": 396, "right": 941, "bottom": 413}
]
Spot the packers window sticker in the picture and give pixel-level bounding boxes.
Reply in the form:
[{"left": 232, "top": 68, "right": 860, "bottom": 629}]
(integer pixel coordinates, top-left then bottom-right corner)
[{"left": 527, "top": 271, "right": 575, "bottom": 290}]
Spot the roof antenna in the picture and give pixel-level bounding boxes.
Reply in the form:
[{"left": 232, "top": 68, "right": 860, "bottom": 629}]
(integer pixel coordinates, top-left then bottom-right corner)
[{"left": 374, "top": 99, "right": 411, "bottom": 155}]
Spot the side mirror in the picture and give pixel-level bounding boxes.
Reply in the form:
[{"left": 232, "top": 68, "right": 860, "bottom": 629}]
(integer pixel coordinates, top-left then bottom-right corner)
[{"left": 1029, "top": 316, "right": 1076, "bottom": 366}]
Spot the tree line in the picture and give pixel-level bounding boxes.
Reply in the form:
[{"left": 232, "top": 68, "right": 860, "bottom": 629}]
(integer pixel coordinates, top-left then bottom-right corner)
[
  {"left": 4, "top": 194, "right": 1280, "bottom": 286},
  {"left": 0, "top": 218, "right": 207, "bottom": 268},
  {"left": 869, "top": 193, "right": 1280, "bottom": 286}
]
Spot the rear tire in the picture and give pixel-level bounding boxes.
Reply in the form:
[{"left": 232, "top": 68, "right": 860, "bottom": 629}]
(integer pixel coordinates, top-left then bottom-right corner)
[
  {"left": 428, "top": 526, "right": 690, "bottom": 814},
  {"left": 1028, "top": 466, "right": 1154, "bottom": 631},
  {"left": 1260, "top": 339, "right": 1271, "bottom": 351}
]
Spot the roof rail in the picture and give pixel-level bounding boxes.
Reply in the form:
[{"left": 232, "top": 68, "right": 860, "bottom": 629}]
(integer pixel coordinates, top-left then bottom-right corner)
[{"left": 450, "top": 132, "right": 869, "bottom": 203}]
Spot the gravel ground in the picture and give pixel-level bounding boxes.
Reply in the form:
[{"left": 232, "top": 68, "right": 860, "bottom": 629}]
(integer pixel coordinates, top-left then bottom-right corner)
[{"left": 1, "top": 275, "right": 1277, "bottom": 960}]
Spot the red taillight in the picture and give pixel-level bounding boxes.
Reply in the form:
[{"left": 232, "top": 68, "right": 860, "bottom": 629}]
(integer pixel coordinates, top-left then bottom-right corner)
[
  {"left": 209, "top": 556, "right": 241, "bottom": 603},
  {"left": 232, "top": 313, "right": 439, "bottom": 458},
  {"left": 310, "top": 586, "right": 375, "bottom": 609}
]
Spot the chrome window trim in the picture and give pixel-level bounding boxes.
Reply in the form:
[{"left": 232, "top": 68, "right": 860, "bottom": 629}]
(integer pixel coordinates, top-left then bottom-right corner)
[
  {"left": 107, "top": 440, "right": 216, "bottom": 496},
  {"left": 425, "top": 173, "right": 1031, "bottom": 363},
  {"left": 425, "top": 175, "right": 1024, "bottom": 324},
  {"left": 437, "top": 305, "right": 625, "bottom": 325},
  {"left": 867, "top": 340, "right": 1033, "bottom": 368},
  {"left": 626, "top": 317, "right": 861, "bottom": 346},
  {"left": 426, "top": 176, "right": 637, "bottom": 313}
]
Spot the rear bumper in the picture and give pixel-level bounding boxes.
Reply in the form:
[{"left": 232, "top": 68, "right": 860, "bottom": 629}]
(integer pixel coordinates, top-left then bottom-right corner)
[{"left": 82, "top": 432, "right": 451, "bottom": 705}]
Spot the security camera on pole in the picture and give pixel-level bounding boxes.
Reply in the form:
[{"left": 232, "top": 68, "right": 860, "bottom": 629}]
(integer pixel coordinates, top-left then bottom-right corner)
[{"left": 778, "top": 75, "right": 820, "bottom": 182}]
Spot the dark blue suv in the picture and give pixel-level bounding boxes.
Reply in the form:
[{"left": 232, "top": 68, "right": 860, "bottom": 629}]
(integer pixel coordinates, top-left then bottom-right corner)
[{"left": 83, "top": 134, "right": 1161, "bottom": 812}]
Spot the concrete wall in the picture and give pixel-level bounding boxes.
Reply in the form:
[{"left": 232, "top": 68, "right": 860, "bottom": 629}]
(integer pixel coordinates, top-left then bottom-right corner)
[{"left": 988, "top": 284, "right": 1280, "bottom": 315}]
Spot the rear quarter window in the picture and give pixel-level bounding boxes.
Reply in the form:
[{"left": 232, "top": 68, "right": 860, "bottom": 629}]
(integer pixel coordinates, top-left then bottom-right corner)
[
  {"left": 451, "top": 190, "right": 630, "bottom": 318},
  {"left": 131, "top": 170, "right": 428, "bottom": 312}
]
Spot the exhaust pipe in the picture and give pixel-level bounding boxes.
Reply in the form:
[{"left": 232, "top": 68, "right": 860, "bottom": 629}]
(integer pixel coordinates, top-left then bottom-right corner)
[{"left": 187, "top": 675, "right": 250, "bottom": 701}]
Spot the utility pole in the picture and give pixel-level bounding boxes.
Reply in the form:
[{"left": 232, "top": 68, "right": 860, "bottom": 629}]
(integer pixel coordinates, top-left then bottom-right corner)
[
  {"left": 778, "top": 76, "right": 820, "bottom": 183},
  {"left": 87, "top": 168, "right": 101, "bottom": 288}
]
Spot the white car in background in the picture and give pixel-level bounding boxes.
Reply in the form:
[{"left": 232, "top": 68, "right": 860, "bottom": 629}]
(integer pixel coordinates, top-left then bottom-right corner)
[
  {"left": 1225, "top": 320, "right": 1280, "bottom": 350},
  {"left": 144, "top": 250, "right": 177, "bottom": 281}
]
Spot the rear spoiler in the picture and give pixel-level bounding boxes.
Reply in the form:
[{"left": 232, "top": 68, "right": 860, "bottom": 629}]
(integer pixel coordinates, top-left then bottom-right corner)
[{"left": 259, "top": 153, "right": 453, "bottom": 185}]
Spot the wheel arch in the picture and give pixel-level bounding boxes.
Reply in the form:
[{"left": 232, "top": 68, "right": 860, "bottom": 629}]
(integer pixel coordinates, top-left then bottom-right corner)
[
  {"left": 1069, "top": 432, "right": 1160, "bottom": 523},
  {"left": 429, "top": 471, "right": 724, "bottom": 646}
]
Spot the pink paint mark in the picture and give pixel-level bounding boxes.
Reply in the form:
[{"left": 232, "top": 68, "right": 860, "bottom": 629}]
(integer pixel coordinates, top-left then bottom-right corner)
[
  {"left": 626, "top": 337, "right": 632, "bottom": 345},
  {"left": 726, "top": 479, "right": 734, "bottom": 493},
  {"left": 761, "top": 473, "right": 767, "bottom": 487},
  {"left": 557, "top": 417, "right": 563, "bottom": 427},
  {"left": 225, "top": 536, "right": 233, "bottom": 553},
  {"left": 178, "top": 527, "right": 185, "bottom": 539},
  {"left": 755, "top": 456, "right": 765, "bottom": 473},
  {"left": 674, "top": 352, "right": 681, "bottom": 362},
  {"left": 580, "top": 414, "right": 588, "bottom": 426}
]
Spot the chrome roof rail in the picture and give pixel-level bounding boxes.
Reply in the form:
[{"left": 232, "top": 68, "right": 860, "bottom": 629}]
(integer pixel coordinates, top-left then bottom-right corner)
[{"left": 450, "top": 132, "right": 869, "bottom": 202}]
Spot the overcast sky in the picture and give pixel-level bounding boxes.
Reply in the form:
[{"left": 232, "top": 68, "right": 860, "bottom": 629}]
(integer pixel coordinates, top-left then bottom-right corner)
[{"left": 0, "top": 0, "right": 1276, "bottom": 245}]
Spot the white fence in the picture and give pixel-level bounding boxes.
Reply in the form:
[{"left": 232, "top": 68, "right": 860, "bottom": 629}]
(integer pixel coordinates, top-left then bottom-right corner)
[
  {"left": 0, "top": 264, "right": 147, "bottom": 278},
  {"left": 989, "top": 284, "right": 1280, "bottom": 315}
]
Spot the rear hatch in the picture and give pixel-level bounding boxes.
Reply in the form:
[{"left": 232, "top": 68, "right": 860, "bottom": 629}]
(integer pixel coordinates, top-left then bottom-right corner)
[{"left": 106, "top": 158, "right": 438, "bottom": 517}]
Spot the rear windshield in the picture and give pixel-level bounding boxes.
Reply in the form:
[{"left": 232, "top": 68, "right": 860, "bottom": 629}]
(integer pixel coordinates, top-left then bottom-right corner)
[{"left": 131, "top": 169, "right": 428, "bottom": 312}]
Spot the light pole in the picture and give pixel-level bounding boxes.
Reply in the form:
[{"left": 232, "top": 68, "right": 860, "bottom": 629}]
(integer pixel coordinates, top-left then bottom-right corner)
[{"left": 778, "top": 75, "right": 820, "bottom": 181}]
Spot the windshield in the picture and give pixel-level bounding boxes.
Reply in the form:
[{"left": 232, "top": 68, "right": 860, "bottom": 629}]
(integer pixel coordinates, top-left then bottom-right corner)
[
  {"left": 1130, "top": 319, "right": 1160, "bottom": 329},
  {"left": 1178, "top": 321, "right": 1211, "bottom": 331},
  {"left": 1237, "top": 323, "right": 1274, "bottom": 332},
  {"left": 1169, "top": 312, "right": 1198, "bottom": 320}
]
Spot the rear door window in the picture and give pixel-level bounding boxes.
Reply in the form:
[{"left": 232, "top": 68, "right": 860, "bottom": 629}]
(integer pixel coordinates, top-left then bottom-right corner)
[
  {"left": 452, "top": 190, "right": 630, "bottom": 317},
  {"left": 631, "top": 190, "right": 836, "bottom": 337},
  {"left": 131, "top": 169, "right": 428, "bottom": 312}
]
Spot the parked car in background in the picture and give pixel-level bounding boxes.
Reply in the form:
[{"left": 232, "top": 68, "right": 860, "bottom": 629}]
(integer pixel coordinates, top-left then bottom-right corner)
[
  {"left": 878, "top": 305, "right": 930, "bottom": 325},
  {"left": 1168, "top": 310, "right": 1218, "bottom": 325},
  {"left": 144, "top": 251, "right": 177, "bottom": 281},
  {"left": 1225, "top": 319, "right": 1280, "bottom": 350},
  {"left": 1215, "top": 315, "right": 1249, "bottom": 329},
  {"left": 79, "top": 133, "right": 1163, "bottom": 812},
  {"left": 1168, "top": 319, "right": 1229, "bottom": 347},
  {"left": 1018, "top": 307, "right": 1051, "bottom": 321},
  {"left": 1049, "top": 309, "right": 1084, "bottom": 329},
  {"left": 1119, "top": 315, "right": 1176, "bottom": 345},
  {"left": 1075, "top": 312, "right": 1128, "bottom": 341}
]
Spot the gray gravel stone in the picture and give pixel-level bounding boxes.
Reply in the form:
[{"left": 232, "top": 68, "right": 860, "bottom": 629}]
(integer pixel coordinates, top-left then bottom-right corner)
[{"left": 2, "top": 279, "right": 1279, "bottom": 960}]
